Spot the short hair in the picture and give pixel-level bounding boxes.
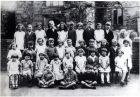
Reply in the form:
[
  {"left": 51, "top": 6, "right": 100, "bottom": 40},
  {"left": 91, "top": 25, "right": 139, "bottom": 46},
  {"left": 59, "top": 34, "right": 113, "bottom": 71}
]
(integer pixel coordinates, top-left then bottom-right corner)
[
  {"left": 11, "top": 54, "right": 19, "bottom": 58},
  {"left": 58, "top": 22, "right": 67, "bottom": 31},
  {"left": 24, "top": 53, "right": 31, "bottom": 58},
  {"left": 28, "top": 41, "right": 34, "bottom": 46},
  {"left": 97, "top": 23, "right": 102, "bottom": 26},
  {"left": 39, "top": 53, "right": 45, "bottom": 56},
  {"left": 16, "top": 23, "right": 24, "bottom": 30},
  {"left": 37, "top": 38, "right": 44, "bottom": 43}
]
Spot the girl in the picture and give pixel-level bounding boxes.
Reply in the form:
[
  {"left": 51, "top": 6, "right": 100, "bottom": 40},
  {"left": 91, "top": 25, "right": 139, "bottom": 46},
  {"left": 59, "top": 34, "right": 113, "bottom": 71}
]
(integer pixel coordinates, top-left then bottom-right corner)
[
  {"left": 65, "top": 39, "right": 76, "bottom": 58},
  {"left": 75, "top": 22, "right": 84, "bottom": 47},
  {"left": 99, "top": 48, "right": 111, "bottom": 85},
  {"left": 7, "top": 54, "right": 20, "bottom": 89},
  {"left": 94, "top": 23, "right": 105, "bottom": 48},
  {"left": 57, "top": 22, "right": 68, "bottom": 46},
  {"left": 7, "top": 43, "right": 22, "bottom": 61},
  {"left": 50, "top": 54, "right": 64, "bottom": 85},
  {"left": 63, "top": 52, "right": 73, "bottom": 73},
  {"left": 75, "top": 48, "right": 86, "bottom": 82},
  {"left": 35, "top": 23, "right": 46, "bottom": 45},
  {"left": 14, "top": 23, "right": 25, "bottom": 51},
  {"left": 76, "top": 40, "right": 87, "bottom": 55},
  {"left": 56, "top": 40, "right": 65, "bottom": 60},
  {"left": 35, "top": 38, "right": 47, "bottom": 61},
  {"left": 115, "top": 50, "right": 128, "bottom": 86}
]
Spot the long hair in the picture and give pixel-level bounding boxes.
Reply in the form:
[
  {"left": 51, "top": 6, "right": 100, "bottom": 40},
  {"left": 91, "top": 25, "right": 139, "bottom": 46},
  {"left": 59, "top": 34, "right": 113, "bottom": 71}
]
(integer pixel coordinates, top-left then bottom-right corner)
[{"left": 58, "top": 22, "right": 67, "bottom": 31}]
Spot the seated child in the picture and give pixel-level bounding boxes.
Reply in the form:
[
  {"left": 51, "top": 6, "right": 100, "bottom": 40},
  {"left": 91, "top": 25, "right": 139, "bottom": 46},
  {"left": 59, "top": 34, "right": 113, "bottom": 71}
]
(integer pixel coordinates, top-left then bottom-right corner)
[
  {"left": 45, "top": 38, "right": 57, "bottom": 63},
  {"left": 75, "top": 48, "right": 86, "bottom": 82},
  {"left": 115, "top": 50, "right": 128, "bottom": 86},
  {"left": 7, "top": 54, "right": 20, "bottom": 89},
  {"left": 56, "top": 40, "right": 65, "bottom": 60},
  {"left": 20, "top": 53, "right": 33, "bottom": 86},
  {"left": 65, "top": 39, "right": 76, "bottom": 58},
  {"left": 63, "top": 52, "right": 74, "bottom": 73},
  {"left": 81, "top": 50, "right": 98, "bottom": 89},
  {"left": 7, "top": 43, "right": 22, "bottom": 61},
  {"left": 99, "top": 48, "right": 111, "bottom": 85},
  {"left": 35, "top": 53, "right": 49, "bottom": 86},
  {"left": 76, "top": 40, "right": 87, "bottom": 55},
  {"left": 59, "top": 65, "right": 78, "bottom": 89},
  {"left": 38, "top": 66, "right": 55, "bottom": 88},
  {"left": 50, "top": 54, "right": 64, "bottom": 85}
]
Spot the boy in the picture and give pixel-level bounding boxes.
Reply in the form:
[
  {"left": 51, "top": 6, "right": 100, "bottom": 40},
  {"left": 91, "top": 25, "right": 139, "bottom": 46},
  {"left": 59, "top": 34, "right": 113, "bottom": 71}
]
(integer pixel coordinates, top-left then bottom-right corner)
[
  {"left": 20, "top": 53, "right": 33, "bottom": 87},
  {"left": 59, "top": 65, "right": 78, "bottom": 89},
  {"left": 76, "top": 40, "right": 87, "bottom": 55}
]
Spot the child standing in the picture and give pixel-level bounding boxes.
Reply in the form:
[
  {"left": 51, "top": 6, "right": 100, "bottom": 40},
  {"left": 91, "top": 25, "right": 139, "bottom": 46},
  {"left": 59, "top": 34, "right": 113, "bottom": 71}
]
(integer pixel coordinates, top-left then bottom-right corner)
[
  {"left": 7, "top": 43, "right": 22, "bottom": 61},
  {"left": 75, "top": 22, "right": 84, "bottom": 47},
  {"left": 20, "top": 53, "right": 33, "bottom": 86},
  {"left": 75, "top": 48, "right": 86, "bottom": 82},
  {"left": 63, "top": 52, "right": 73, "bottom": 73},
  {"left": 99, "top": 48, "right": 111, "bottom": 85},
  {"left": 57, "top": 22, "right": 68, "bottom": 46},
  {"left": 14, "top": 23, "right": 25, "bottom": 51},
  {"left": 65, "top": 39, "right": 76, "bottom": 58},
  {"left": 45, "top": 38, "right": 58, "bottom": 62},
  {"left": 7, "top": 54, "right": 20, "bottom": 89},
  {"left": 35, "top": 23, "right": 46, "bottom": 45},
  {"left": 56, "top": 40, "right": 65, "bottom": 60},
  {"left": 50, "top": 55, "right": 64, "bottom": 85},
  {"left": 115, "top": 50, "right": 128, "bottom": 86},
  {"left": 59, "top": 65, "right": 78, "bottom": 89}
]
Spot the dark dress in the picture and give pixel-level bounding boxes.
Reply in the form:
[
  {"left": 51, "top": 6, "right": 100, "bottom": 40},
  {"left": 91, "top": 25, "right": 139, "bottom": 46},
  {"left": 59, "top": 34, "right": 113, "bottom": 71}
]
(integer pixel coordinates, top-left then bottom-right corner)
[
  {"left": 104, "top": 29, "right": 114, "bottom": 47},
  {"left": 83, "top": 28, "right": 95, "bottom": 46},
  {"left": 68, "top": 29, "right": 76, "bottom": 46},
  {"left": 46, "top": 29, "right": 58, "bottom": 46},
  {"left": 24, "top": 32, "right": 36, "bottom": 49},
  {"left": 86, "top": 46, "right": 98, "bottom": 57}
]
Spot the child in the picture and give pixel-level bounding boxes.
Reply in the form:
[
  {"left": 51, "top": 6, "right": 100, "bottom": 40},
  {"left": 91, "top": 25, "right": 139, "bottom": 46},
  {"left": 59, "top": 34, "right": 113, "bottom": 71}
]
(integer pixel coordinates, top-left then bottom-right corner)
[
  {"left": 38, "top": 65, "right": 55, "bottom": 88},
  {"left": 94, "top": 23, "right": 105, "bottom": 48},
  {"left": 35, "top": 53, "right": 49, "bottom": 86},
  {"left": 35, "top": 38, "right": 47, "bottom": 61},
  {"left": 86, "top": 39, "right": 97, "bottom": 57},
  {"left": 75, "top": 48, "right": 86, "bottom": 82},
  {"left": 57, "top": 22, "right": 68, "bottom": 46},
  {"left": 75, "top": 22, "right": 84, "bottom": 47},
  {"left": 45, "top": 38, "right": 58, "bottom": 62},
  {"left": 35, "top": 23, "right": 46, "bottom": 45},
  {"left": 76, "top": 40, "right": 87, "bottom": 55},
  {"left": 63, "top": 52, "right": 73, "bottom": 73},
  {"left": 65, "top": 39, "right": 76, "bottom": 58},
  {"left": 81, "top": 50, "right": 99, "bottom": 89},
  {"left": 7, "top": 43, "right": 22, "bottom": 61},
  {"left": 115, "top": 50, "right": 128, "bottom": 86},
  {"left": 59, "top": 65, "right": 78, "bottom": 89},
  {"left": 50, "top": 54, "right": 64, "bottom": 85},
  {"left": 109, "top": 39, "right": 120, "bottom": 82},
  {"left": 99, "top": 48, "right": 111, "bottom": 85},
  {"left": 24, "top": 24, "right": 36, "bottom": 49},
  {"left": 56, "top": 40, "right": 65, "bottom": 60},
  {"left": 20, "top": 53, "right": 33, "bottom": 86},
  {"left": 121, "top": 39, "right": 132, "bottom": 81},
  {"left": 7, "top": 54, "right": 20, "bottom": 89},
  {"left": 14, "top": 23, "right": 25, "bottom": 51}
]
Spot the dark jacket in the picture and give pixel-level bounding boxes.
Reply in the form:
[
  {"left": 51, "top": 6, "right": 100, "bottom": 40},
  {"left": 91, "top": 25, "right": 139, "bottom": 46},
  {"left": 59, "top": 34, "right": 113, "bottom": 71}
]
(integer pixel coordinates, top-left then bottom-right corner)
[
  {"left": 104, "top": 29, "right": 114, "bottom": 47},
  {"left": 68, "top": 29, "right": 76, "bottom": 46}
]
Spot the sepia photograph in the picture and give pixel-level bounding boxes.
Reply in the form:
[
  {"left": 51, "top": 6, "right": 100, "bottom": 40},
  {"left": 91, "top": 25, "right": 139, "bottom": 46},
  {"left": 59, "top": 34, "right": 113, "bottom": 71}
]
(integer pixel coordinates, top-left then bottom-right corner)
[{"left": 0, "top": 0, "right": 140, "bottom": 96}]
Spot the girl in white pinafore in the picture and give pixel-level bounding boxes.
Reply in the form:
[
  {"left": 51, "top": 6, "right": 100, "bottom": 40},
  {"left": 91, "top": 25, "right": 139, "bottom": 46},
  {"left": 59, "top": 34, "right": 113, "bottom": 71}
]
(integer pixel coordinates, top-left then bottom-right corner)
[{"left": 56, "top": 40, "right": 65, "bottom": 60}]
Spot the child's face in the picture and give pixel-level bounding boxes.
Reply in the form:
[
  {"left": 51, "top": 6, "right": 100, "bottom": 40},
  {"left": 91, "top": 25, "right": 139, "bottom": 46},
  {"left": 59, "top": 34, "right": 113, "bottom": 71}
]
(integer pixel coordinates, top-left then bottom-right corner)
[
  {"left": 60, "top": 24, "right": 64, "bottom": 29},
  {"left": 68, "top": 66, "right": 73, "bottom": 72},
  {"left": 124, "top": 42, "right": 129, "bottom": 47},
  {"left": 40, "top": 55, "right": 45, "bottom": 60},
  {"left": 49, "top": 42, "right": 54, "bottom": 46},
  {"left": 79, "top": 52, "right": 83, "bottom": 56},
  {"left": 58, "top": 42, "right": 63, "bottom": 46},
  {"left": 18, "top": 25, "right": 22, "bottom": 31},
  {"left": 102, "top": 51, "right": 106, "bottom": 56},
  {"left": 105, "top": 24, "right": 110, "bottom": 29},
  {"left": 79, "top": 42, "right": 84, "bottom": 46},
  {"left": 38, "top": 39, "right": 43, "bottom": 45},
  {"left": 89, "top": 42, "right": 94, "bottom": 46},
  {"left": 28, "top": 45, "right": 33, "bottom": 49},
  {"left": 54, "top": 58, "right": 59, "bottom": 61},
  {"left": 67, "top": 41, "right": 72, "bottom": 46},
  {"left": 12, "top": 44, "right": 17, "bottom": 50},
  {"left": 118, "top": 52, "right": 123, "bottom": 57},
  {"left": 12, "top": 58, "right": 17, "bottom": 62},
  {"left": 112, "top": 41, "right": 117, "bottom": 46},
  {"left": 91, "top": 52, "right": 95, "bottom": 57},
  {"left": 102, "top": 41, "right": 106, "bottom": 46},
  {"left": 66, "top": 53, "right": 70, "bottom": 58},
  {"left": 97, "top": 24, "right": 102, "bottom": 29},
  {"left": 27, "top": 25, "right": 33, "bottom": 32},
  {"left": 78, "top": 26, "right": 82, "bottom": 29},
  {"left": 25, "top": 56, "right": 30, "bottom": 61},
  {"left": 38, "top": 25, "right": 42, "bottom": 30}
]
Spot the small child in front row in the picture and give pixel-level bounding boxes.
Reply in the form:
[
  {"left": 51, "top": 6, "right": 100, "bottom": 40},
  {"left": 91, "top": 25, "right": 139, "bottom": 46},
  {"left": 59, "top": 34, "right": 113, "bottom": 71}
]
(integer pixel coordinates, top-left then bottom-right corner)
[
  {"left": 38, "top": 66, "right": 55, "bottom": 88},
  {"left": 99, "top": 48, "right": 111, "bottom": 85},
  {"left": 115, "top": 50, "right": 128, "bottom": 86},
  {"left": 59, "top": 65, "right": 78, "bottom": 89},
  {"left": 35, "top": 53, "right": 49, "bottom": 87},
  {"left": 50, "top": 54, "right": 64, "bottom": 85},
  {"left": 7, "top": 54, "right": 20, "bottom": 89},
  {"left": 20, "top": 53, "right": 33, "bottom": 87},
  {"left": 75, "top": 48, "right": 86, "bottom": 83},
  {"left": 81, "top": 50, "right": 99, "bottom": 89}
]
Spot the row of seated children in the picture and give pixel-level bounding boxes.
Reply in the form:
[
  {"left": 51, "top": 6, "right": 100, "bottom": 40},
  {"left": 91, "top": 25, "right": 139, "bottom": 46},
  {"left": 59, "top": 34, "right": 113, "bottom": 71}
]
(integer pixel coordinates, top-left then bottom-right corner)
[{"left": 7, "top": 37, "right": 132, "bottom": 89}]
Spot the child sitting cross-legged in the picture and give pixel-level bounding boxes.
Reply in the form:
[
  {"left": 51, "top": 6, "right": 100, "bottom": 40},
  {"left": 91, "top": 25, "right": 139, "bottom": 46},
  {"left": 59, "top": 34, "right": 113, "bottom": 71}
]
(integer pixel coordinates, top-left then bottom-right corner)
[{"left": 59, "top": 65, "right": 78, "bottom": 89}]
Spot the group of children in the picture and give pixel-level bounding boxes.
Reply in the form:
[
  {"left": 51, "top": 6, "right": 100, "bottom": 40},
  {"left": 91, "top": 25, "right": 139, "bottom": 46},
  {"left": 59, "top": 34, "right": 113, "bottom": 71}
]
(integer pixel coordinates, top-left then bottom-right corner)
[{"left": 7, "top": 21, "right": 133, "bottom": 89}]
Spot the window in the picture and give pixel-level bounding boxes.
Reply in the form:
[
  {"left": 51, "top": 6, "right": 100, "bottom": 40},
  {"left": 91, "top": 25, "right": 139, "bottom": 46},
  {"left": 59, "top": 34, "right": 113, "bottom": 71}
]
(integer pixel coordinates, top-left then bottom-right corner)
[{"left": 46, "top": 1, "right": 63, "bottom": 7}]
